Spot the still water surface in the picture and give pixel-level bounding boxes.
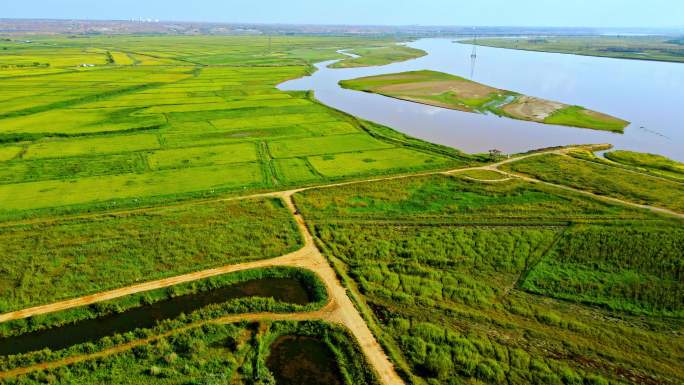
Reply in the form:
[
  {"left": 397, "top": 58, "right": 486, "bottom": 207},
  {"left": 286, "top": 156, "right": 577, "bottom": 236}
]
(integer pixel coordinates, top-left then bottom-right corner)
[
  {"left": 280, "top": 39, "right": 684, "bottom": 161},
  {"left": 266, "top": 335, "right": 343, "bottom": 385},
  {"left": 0, "top": 277, "right": 311, "bottom": 357}
]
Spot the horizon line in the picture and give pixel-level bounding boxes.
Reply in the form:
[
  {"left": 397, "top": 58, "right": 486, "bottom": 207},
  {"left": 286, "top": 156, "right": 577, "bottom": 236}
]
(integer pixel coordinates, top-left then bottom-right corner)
[{"left": 1, "top": 17, "right": 683, "bottom": 31}]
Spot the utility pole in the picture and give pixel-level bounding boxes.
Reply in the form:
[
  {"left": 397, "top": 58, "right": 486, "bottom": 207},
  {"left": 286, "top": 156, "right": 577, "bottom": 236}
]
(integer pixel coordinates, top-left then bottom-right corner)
[
  {"left": 470, "top": 28, "right": 478, "bottom": 79},
  {"left": 471, "top": 31, "right": 477, "bottom": 59}
]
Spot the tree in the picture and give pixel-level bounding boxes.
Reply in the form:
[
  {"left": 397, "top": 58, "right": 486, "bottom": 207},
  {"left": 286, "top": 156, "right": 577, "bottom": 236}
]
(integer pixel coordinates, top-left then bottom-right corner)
[{"left": 489, "top": 149, "right": 503, "bottom": 161}]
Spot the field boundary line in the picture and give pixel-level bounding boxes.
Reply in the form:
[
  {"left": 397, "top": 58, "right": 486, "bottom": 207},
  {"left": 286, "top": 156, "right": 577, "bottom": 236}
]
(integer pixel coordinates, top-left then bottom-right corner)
[{"left": 1, "top": 145, "right": 680, "bottom": 229}]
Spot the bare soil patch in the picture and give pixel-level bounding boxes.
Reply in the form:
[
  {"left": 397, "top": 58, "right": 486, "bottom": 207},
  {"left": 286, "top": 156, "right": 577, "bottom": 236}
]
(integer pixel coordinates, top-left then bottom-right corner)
[
  {"left": 380, "top": 79, "right": 498, "bottom": 99},
  {"left": 503, "top": 96, "right": 566, "bottom": 121}
]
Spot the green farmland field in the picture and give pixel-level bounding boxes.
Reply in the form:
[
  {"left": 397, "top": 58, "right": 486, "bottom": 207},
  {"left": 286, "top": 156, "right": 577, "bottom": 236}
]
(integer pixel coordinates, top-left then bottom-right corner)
[
  {"left": 0, "top": 146, "right": 21, "bottom": 161},
  {"left": 24, "top": 134, "right": 161, "bottom": 159},
  {"left": 0, "top": 35, "right": 473, "bottom": 216}
]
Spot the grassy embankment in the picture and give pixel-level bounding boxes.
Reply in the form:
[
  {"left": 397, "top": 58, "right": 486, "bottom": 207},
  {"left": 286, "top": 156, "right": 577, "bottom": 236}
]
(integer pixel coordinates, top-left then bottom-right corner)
[
  {"left": 568, "top": 148, "right": 684, "bottom": 182},
  {"left": 467, "top": 36, "right": 684, "bottom": 63},
  {"left": 501, "top": 153, "right": 684, "bottom": 213},
  {"left": 295, "top": 174, "right": 684, "bottom": 385},
  {"left": 604, "top": 150, "right": 684, "bottom": 181},
  {"left": 0, "top": 266, "right": 326, "bottom": 339},
  {"left": 340, "top": 70, "right": 628, "bottom": 132},
  {"left": 0, "top": 36, "right": 475, "bottom": 218},
  {"left": 329, "top": 43, "right": 426, "bottom": 68},
  {"left": 0, "top": 266, "right": 329, "bottom": 369}
]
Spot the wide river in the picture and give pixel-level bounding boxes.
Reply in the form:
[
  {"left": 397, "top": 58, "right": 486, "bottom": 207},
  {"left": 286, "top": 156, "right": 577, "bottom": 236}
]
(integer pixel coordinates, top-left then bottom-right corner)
[{"left": 279, "top": 38, "right": 684, "bottom": 161}]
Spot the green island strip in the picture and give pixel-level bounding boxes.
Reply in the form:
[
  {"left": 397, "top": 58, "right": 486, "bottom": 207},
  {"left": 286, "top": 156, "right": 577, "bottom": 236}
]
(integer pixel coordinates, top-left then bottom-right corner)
[
  {"left": 330, "top": 44, "right": 427, "bottom": 68},
  {"left": 340, "top": 70, "right": 629, "bottom": 132},
  {"left": 464, "top": 36, "right": 684, "bottom": 63}
]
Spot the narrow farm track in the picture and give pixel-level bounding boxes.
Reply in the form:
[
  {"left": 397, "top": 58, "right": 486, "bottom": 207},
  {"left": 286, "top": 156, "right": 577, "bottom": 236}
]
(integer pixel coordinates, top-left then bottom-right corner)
[
  {"left": 1, "top": 144, "right": 682, "bottom": 382},
  {"left": 485, "top": 155, "right": 684, "bottom": 219}
]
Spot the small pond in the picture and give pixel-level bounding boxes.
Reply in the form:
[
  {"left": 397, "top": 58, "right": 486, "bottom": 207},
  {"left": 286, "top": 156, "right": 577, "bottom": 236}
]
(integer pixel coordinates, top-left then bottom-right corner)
[{"left": 266, "top": 335, "right": 344, "bottom": 385}]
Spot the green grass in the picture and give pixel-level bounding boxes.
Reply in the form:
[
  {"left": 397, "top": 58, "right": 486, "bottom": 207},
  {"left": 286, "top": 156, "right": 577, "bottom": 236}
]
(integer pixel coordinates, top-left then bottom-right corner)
[
  {"left": 268, "top": 133, "right": 394, "bottom": 158},
  {"left": 0, "top": 162, "right": 264, "bottom": 211},
  {"left": 1, "top": 107, "right": 168, "bottom": 134},
  {"left": 295, "top": 173, "right": 648, "bottom": 222},
  {"left": 502, "top": 153, "right": 684, "bottom": 213},
  {"left": 0, "top": 146, "right": 22, "bottom": 162},
  {"left": 274, "top": 158, "right": 322, "bottom": 183},
  {"left": 0, "top": 197, "right": 302, "bottom": 312},
  {"left": 604, "top": 150, "right": 684, "bottom": 180},
  {"left": 457, "top": 169, "right": 508, "bottom": 180},
  {"left": 543, "top": 105, "right": 628, "bottom": 132},
  {"left": 522, "top": 224, "right": 684, "bottom": 316},
  {"left": 308, "top": 148, "right": 450, "bottom": 178},
  {"left": 330, "top": 44, "right": 426, "bottom": 68},
  {"left": 340, "top": 70, "right": 628, "bottom": 132},
  {"left": 468, "top": 36, "right": 684, "bottom": 63},
  {"left": 0, "top": 154, "right": 147, "bottom": 184},
  {"left": 24, "top": 134, "right": 160, "bottom": 159},
  {"left": 295, "top": 174, "right": 684, "bottom": 385},
  {"left": 147, "top": 142, "right": 258, "bottom": 170}
]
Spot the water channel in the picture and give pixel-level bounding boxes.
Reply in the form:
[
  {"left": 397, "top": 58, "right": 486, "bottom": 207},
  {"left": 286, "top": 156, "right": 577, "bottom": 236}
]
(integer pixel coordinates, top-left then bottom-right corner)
[{"left": 0, "top": 277, "right": 311, "bottom": 356}]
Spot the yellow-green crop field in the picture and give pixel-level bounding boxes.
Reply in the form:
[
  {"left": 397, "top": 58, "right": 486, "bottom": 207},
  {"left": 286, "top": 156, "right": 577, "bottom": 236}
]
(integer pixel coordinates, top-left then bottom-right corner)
[{"left": 0, "top": 35, "right": 474, "bottom": 216}]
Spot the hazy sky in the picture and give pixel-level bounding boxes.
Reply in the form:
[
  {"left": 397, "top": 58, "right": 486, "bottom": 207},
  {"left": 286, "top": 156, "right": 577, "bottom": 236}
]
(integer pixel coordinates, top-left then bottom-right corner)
[{"left": 2, "top": 0, "right": 683, "bottom": 28}]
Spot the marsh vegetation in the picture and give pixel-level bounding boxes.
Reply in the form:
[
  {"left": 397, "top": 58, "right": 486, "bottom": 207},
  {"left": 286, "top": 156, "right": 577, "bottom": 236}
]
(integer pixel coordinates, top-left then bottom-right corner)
[{"left": 296, "top": 174, "right": 684, "bottom": 385}]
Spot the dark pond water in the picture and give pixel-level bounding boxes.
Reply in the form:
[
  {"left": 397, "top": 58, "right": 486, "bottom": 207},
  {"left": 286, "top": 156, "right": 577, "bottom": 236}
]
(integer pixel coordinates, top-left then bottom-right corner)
[
  {"left": 266, "top": 335, "right": 343, "bottom": 385},
  {"left": 0, "top": 277, "right": 311, "bottom": 357},
  {"left": 280, "top": 38, "right": 684, "bottom": 161}
]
